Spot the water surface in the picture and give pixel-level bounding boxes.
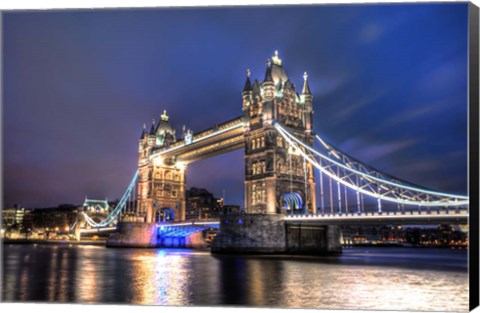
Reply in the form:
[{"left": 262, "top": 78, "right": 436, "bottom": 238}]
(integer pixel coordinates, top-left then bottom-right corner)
[{"left": 2, "top": 244, "right": 469, "bottom": 311}]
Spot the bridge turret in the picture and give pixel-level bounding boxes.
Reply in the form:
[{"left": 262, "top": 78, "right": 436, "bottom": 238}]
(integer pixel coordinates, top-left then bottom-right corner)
[
  {"left": 301, "top": 72, "right": 313, "bottom": 133},
  {"left": 139, "top": 123, "right": 147, "bottom": 140},
  {"left": 242, "top": 69, "right": 253, "bottom": 113},
  {"left": 244, "top": 51, "right": 316, "bottom": 216},
  {"left": 155, "top": 110, "right": 177, "bottom": 147},
  {"left": 148, "top": 119, "right": 156, "bottom": 146},
  {"left": 262, "top": 59, "right": 275, "bottom": 102}
]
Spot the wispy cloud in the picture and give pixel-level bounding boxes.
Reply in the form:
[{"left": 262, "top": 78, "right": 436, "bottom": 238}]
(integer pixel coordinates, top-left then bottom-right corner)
[
  {"left": 355, "top": 139, "right": 420, "bottom": 163},
  {"left": 363, "top": 100, "right": 447, "bottom": 136},
  {"left": 359, "top": 23, "right": 384, "bottom": 43},
  {"left": 339, "top": 137, "right": 421, "bottom": 165}
]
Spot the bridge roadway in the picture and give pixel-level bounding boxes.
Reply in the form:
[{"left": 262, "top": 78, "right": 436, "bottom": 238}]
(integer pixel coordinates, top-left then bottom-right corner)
[
  {"left": 155, "top": 210, "right": 469, "bottom": 227},
  {"left": 283, "top": 209, "right": 469, "bottom": 225},
  {"left": 81, "top": 210, "right": 468, "bottom": 235}
]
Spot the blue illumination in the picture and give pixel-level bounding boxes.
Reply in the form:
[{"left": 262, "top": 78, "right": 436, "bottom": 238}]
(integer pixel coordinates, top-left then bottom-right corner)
[{"left": 281, "top": 192, "right": 303, "bottom": 212}]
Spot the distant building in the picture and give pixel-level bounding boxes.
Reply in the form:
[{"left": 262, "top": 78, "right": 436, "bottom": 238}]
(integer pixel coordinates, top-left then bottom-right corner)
[
  {"left": 2, "top": 205, "right": 26, "bottom": 228},
  {"left": 81, "top": 198, "right": 115, "bottom": 227},
  {"left": 83, "top": 198, "right": 110, "bottom": 213},
  {"left": 185, "top": 187, "right": 223, "bottom": 219},
  {"left": 30, "top": 204, "right": 79, "bottom": 233},
  {"left": 2, "top": 205, "right": 26, "bottom": 230},
  {"left": 222, "top": 205, "right": 242, "bottom": 215}
]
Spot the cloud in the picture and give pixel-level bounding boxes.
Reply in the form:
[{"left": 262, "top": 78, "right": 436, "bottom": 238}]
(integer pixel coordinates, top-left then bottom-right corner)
[
  {"left": 364, "top": 100, "right": 447, "bottom": 136},
  {"left": 359, "top": 24, "right": 384, "bottom": 43},
  {"left": 338, "top": 137, "right": 420, "bottom": 166}
]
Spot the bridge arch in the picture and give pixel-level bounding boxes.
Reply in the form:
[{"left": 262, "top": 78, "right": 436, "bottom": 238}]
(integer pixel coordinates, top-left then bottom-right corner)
[
  {"left": 154, "top": 207, "right": 175, "bottom": 223},
  {"left": 280, "top": 192, "right": 304, "bottom": 214}
]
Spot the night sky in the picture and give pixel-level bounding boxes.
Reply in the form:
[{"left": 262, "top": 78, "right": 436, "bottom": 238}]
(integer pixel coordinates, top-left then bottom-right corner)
[{"left": 3, "top": 3, "right": 468, "bottom": 209}]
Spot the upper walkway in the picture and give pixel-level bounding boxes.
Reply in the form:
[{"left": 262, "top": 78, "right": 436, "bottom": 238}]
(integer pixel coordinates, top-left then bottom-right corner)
[{"left": 283, "top": 209, "right": 469, "bottom": 225}]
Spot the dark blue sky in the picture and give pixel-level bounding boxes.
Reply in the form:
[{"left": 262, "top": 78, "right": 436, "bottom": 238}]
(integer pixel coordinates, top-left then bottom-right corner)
[{"left": 3, "top": 3, "right": 468, "bottom": 208}]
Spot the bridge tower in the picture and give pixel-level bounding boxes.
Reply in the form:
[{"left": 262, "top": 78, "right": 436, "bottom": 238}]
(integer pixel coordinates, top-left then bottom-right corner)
[
  {"left": 242, "top": 51, "right": 316, "bottom": 215},
  {"left": 137, "top": 111, "right": 186, "bottom": 223}
]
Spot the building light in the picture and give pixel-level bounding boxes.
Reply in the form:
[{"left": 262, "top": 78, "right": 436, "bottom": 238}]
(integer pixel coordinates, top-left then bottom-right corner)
[
  {"left": 153, "top": 157, "right": 163, "bottom": 166},
  {"left": 176, "top": 161, "right": 186, "bottom": 171}
]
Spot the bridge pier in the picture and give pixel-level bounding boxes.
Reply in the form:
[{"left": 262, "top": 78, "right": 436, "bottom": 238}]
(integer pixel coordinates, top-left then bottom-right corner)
[
  {"left": 106, "top": 222, "right": 209, "bottom": 248},
  {"left": 106, "top": 222, "right": 159, "bottom": 248},
  {"left": 211, "top": 214, "right": 341, "bottom": 255}
]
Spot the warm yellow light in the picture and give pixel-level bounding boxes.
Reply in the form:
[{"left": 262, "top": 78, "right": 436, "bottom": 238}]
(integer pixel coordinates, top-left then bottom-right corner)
[
  {"left": 153, "top": 156, "right": 163, "bottom": 166},
  {"left": 288, "top": 146, "right": 301, "bottom": 155},
  {"left": 176, "top": 161, "right": 186, "bottom": 171}
]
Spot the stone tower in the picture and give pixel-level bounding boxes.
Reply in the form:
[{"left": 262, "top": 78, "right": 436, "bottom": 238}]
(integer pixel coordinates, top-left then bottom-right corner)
[
  {"left": 242, "top": 51, "right": 316, "bottom": 215},
  {"left": 137, "top": 111, "right": 187, "bottom": 223}
]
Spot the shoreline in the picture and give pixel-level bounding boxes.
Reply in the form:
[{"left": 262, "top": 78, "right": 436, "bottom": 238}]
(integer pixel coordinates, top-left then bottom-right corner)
[
  {"left": 2, "top": 239, "right": 467, "bottom": 250},
  {"left": 2, "top": 239, "right": 106, "bottom": 246}
]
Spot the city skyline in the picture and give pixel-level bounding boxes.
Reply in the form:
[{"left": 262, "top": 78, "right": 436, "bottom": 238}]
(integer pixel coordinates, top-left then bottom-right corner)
[{"left": 3, "top": 3, "right": 468, "bottom": 208}]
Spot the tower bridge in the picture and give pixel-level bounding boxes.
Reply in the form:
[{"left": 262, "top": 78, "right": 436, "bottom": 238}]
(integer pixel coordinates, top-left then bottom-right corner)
[
  {"left": 78, "top": 51, "right": 468, "bottom": 253},
  {"left": 134, "top": 51, "right": 318, "bottom": 225}
]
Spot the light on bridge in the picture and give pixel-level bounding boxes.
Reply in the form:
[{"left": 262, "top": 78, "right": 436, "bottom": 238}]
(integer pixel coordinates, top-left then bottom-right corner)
[
  {"left": 153, "top": 157, "right": 163, "bottom": 166},
  {"left": 288, "top": 146, "right": 301, "bottom": 156},
  {"left": 176, "top": 161, "right": 186, "bottom": 171}
]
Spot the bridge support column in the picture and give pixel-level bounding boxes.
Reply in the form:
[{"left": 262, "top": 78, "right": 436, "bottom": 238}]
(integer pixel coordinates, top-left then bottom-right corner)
[
  {"left": 211, "top": 214, "right": 342, "bottom": 255},
  {"left": 266, "top": 178, "right": 277, "bottom": 214},
  {"left": 106, "top": 222, "right": 158, "bottom": 248}
]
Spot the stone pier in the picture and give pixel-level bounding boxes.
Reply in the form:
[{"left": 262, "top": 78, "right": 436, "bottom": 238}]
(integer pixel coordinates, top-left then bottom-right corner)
[
  {"left": 211, "top": 214, "right": 342, "bottom": 255},
  {"left": 106, "top": 222, "right": 208, "bottom": 248}
]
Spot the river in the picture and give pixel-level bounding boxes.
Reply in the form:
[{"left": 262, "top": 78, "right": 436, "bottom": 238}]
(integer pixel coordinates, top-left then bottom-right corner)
[{"left": 2, "top": 244, "right": 469, "bottom": 311}]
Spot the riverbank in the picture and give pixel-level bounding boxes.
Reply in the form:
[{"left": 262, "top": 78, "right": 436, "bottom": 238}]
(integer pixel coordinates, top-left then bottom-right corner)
[{"left": 2, "top": 238, "right": 106, "bottom": 245}]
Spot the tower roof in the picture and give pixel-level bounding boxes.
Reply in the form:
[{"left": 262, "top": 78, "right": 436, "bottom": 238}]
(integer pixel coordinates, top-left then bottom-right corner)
[
  {"left": 243, "top": 69, "right": 252, "bottom": 92},
  {"left": 140, "top": 123, "right": 147, "bottom": 139},
  {"left": 263, "top": 59, "right": 273, "bottom": 83},
  {"left": 264, "top": 51, "right": 289, "bottom": 86},
  {"left": 302, "top": 72, "right": 312, "bottom": 95},
  {"left": 149, "top": 119, "right": 156, "bottom": 136},
  {"left": 155, "top": 110, "right": 175, "bottom": 136}
]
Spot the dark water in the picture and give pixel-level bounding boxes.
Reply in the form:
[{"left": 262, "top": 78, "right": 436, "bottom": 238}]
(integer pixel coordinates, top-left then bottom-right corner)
[{"left": 2, "top": 244, "right": 468, "bottom": 311}]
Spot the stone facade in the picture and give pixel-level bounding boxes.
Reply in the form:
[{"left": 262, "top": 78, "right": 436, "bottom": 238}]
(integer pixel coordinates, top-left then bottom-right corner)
[
  {"left": 211, "top": 214, "right": 287, "bottom": 253},
  {"left": 137, "top": 111, "right": 187, "bottom": 223},
  {"left": 211, "top": 214, "right": 342, "bottom": 254},
  {"left": 106, "top": 222, "right": 158, "bottom": 248},
  {"left": 242, "top": 52, "right": 316, "bottom": 215},
  {"left": 106, "top": 222, "right": 208, "bottom": 248}
]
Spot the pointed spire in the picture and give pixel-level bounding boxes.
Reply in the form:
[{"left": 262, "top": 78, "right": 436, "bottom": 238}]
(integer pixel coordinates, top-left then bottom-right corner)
[
  {"left": 272, "top": 50, "right": 282, "bottom": 66},
  {"left": 243, "top": 69, "right": 252, "bottom": 92},
  {"left": 302, "top": 72, "right": 312, "bottom": 95},
  {"left": 149, "top": 118, "right": 156, "bottom": 135},
  {"left": 161, "top": 110, "right": 169, "bottom": 122},
  {"left": 140, "top": 123, "right": 147, "bottom": 139},
  {"left": 263, "top": 59, "right": 273, "bottom": 83}
]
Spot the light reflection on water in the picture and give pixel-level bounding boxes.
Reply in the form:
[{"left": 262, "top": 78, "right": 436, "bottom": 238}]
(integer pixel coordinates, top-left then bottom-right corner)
[{"left": 2, "top": 244, "right": 468, "bottom": 311}]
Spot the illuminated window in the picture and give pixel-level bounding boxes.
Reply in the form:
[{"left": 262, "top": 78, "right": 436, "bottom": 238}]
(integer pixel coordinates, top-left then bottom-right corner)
[{"left": 277, "top": 136, "right": 283, "bottom": 147}]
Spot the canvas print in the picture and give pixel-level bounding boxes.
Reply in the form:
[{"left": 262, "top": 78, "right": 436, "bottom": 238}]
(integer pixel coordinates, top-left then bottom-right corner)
[{"left": 1, "top": 2, "right": 478, "bottom": 312}]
